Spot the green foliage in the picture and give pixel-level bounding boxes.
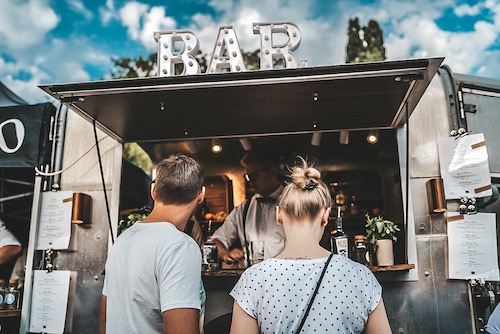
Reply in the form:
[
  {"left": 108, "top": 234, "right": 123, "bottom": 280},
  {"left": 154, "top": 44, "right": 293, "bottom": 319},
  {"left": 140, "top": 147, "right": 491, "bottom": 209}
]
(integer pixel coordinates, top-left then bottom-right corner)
[
  {"left": 346, "top": 17, "right": 386, "bottom": 63},
  {"left": 365, "top": 213, "right": 400, "bottom": 251},
  {"left": 123, "top": 143, "right": 153, "bottom": 176},
  {"left": 117, "top": 213, "right": 147, "bottom": 236}
]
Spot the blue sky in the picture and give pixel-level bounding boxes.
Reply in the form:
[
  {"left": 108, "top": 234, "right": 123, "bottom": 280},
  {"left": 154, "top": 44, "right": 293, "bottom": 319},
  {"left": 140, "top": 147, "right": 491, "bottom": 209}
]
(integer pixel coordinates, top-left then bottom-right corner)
[{"left": 0, "top": 0, "right": 499, "bottom": 103}]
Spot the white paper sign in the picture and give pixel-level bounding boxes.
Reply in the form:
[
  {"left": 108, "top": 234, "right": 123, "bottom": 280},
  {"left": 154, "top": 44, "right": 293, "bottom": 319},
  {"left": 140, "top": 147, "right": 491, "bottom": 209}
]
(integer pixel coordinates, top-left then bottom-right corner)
[
  {"left": 36, "top": 191, "right": 73, "bottom": 250},
  {"left": 447, "top": 212, "right": 499, "bottom": 280},
  {"left": 29, "top": 270, "right": 71, "bottom": 333},
  {"left": 438, "top": 133, "right": 492, "bottom": 199}
]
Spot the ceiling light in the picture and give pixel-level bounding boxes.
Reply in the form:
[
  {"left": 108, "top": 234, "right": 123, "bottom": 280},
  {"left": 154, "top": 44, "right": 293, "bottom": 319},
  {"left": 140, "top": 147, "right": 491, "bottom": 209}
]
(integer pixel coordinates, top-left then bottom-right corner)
[
  {"left": 239, "top": 138, "right": 252, "bottom": 151},
  {"left": 311, "top": 132, "right": 322, "bottom": 146},
  {"left": 339, "top": 131, "right": 349, "bottom": 145},
  {"left": 211, "top": 138, "right": 223, "bottom": 153},
  {"left": 367, "top": 130, "right": 379, "bottom": 144}
]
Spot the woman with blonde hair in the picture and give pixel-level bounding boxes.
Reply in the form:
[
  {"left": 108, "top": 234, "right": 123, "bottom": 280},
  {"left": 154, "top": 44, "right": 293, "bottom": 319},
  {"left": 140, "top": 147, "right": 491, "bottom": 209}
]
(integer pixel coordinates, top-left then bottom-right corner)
[{"left": 229, "top": 158, "right": 391, "bottom": 333}]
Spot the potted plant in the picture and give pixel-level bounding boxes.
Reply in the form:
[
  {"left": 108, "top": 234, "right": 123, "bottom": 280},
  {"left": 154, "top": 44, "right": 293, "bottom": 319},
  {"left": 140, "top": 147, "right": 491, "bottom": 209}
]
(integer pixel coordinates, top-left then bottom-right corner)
[{"left": 365, "top": 213, "right": 400, "bottom": 266}]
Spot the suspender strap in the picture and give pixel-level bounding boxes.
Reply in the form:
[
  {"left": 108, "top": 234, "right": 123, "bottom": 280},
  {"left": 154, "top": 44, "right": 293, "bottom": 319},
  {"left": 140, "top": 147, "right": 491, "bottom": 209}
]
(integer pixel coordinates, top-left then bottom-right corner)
[
  {"left": 241, "top": 199, "right": 252, "bottom": 268},
  {"left": 296, "top": 253, "right": 333, "bottom": 333}
]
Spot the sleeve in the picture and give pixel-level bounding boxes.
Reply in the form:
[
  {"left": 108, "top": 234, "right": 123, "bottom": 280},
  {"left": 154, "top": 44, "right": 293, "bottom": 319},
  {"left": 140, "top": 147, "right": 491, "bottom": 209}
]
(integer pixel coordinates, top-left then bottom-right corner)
[
  {"left": 486, "top": 303, "right": 500, "bottom": 334},
  {"left": 0, "top": 228, "right": 21, "bottom": 248},
  {"left": 211, "top": 205, "right": 243, "bottom": 249},
  {"left": 229, "top": 269, "right": 258, "bottom": 319},
  {"left": 157, "top": 238, "right": 202, "bottom": 312},
  {"left": 357, "top": 264, "right": 382, "bottom": 314}
]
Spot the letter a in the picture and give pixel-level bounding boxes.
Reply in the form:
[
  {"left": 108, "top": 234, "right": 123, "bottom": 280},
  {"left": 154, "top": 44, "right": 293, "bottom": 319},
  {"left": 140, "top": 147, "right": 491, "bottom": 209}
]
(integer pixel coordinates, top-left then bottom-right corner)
[{"left": 206, "top": 26, "right": 247, "bottom": 73}]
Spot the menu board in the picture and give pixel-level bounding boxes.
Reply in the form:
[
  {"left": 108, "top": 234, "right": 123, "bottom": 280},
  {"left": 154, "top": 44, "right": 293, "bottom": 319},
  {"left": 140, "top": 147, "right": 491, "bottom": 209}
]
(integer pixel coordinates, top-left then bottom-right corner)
[
  {"left": 36, "top": 191, "right": 73, "bottom": 250},
  {"left": 447, "top": 212, "right": 499, "bottom": 280},
  {"left": 437, "top": 133, "right": 492, "bottom": 199},
  {"left": 29, "top": 270, "right": 71, "bottom": 333}
]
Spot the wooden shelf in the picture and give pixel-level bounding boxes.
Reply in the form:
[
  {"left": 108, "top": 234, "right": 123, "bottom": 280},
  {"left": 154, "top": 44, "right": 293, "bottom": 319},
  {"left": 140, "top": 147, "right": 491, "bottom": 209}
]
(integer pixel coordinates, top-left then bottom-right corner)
[
  {"left": 0, "top": 309, "right": 21, "bottom": 317},
  {"left": 369, "top": 263, "right": 415, "bottom": 272}
]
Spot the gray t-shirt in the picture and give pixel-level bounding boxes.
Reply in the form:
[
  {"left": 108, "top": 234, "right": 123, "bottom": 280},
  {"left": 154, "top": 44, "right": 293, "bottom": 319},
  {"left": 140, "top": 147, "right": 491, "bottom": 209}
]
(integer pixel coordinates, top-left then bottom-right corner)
[
  {"left": 486, "top": 303, "right": 500, "bottom": 334},
  {"left": 230, "top": 255, "right": 382, "bottom": 334},
  {"left": 103, "top": 222, "right": 202, "bottom": 334}
]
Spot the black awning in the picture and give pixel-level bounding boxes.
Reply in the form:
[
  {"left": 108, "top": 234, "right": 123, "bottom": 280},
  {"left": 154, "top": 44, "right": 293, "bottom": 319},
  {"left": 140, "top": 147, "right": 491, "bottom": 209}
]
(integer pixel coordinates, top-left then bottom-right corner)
[{"left": 41, "top": 57, "right": 443, "bottom": 143}]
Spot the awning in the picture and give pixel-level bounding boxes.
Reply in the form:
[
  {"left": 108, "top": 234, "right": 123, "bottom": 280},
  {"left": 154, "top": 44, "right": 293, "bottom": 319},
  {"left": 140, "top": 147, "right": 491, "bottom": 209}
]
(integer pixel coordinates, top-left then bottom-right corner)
[{"left": 40, "top": 57, "right": 443, "bottom": 143}]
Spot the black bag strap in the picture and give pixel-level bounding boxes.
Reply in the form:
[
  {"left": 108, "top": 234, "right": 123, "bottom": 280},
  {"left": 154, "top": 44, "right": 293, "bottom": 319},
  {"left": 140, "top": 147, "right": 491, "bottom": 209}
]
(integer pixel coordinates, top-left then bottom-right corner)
[
  {"left": 241, "top": 199, "right": 252, "bottom": 268},
  {"left": 296, "top": 253, "right": 333, "bottom": 333}
]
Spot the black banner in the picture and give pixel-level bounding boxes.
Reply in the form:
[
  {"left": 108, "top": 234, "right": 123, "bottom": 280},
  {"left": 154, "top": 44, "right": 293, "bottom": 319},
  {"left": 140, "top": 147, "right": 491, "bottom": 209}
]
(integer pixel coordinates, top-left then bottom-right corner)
[{"left": 0, "top": 103, "right": 56, "bottom": 167}]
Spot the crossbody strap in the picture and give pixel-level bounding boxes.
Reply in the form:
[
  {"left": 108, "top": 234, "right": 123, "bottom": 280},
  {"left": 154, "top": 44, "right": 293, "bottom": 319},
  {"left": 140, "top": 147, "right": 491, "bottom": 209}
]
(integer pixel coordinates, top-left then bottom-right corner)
[
  {"left": 296, "top": 253, "right": 334, "bottom": 333},
  {"left": 241, "top": 199, "right": 252, "bottom": 268}
]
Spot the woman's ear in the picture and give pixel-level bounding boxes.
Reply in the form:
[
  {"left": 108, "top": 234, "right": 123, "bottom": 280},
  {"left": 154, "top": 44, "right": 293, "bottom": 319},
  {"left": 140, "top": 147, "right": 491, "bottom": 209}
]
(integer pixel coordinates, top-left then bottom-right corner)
[
  {"left": 276, "top": 206, "right": 283, "bottom": 226},
  {"left": 322, "top": 207, "right": 331, "bottom": 226}
]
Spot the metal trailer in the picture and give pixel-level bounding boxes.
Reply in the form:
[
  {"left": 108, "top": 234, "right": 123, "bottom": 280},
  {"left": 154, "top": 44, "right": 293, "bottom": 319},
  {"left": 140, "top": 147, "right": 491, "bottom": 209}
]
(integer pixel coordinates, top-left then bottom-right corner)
[{"left": 15, "top": 58, "right": 500, "bottom": 333}]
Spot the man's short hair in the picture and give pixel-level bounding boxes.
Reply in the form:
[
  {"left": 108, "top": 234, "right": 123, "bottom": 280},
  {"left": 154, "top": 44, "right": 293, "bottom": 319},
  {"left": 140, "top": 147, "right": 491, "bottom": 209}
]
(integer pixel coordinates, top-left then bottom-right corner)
[
  {"left": 240, "top": 147, "right": 282, "bottom": 168},
  {"left": 154, "top": 154, "right": 205, "bottom": 205}
]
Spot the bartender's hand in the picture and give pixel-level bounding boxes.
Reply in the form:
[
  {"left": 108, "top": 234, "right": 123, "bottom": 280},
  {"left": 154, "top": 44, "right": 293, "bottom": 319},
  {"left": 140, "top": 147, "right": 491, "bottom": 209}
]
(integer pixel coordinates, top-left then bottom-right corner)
[{"left": 223, "top": 248, "right": 245, "bottom": 264}]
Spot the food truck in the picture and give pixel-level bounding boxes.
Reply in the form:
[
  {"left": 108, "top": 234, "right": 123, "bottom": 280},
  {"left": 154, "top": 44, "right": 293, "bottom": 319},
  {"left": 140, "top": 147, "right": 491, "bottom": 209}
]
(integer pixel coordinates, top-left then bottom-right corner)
[{"left": 3, "top": 22, "right": 499, "bottom": 333}]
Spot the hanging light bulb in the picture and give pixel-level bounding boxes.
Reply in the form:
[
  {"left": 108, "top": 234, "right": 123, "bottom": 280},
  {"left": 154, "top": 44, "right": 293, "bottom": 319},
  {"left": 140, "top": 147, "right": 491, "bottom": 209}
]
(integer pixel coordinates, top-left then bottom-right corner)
[
  {"left": 367, "top": 130, "right": 379, "bottom": 144},
  {"left": 211, "top": 138, "right": 223, "bottom": 153}
]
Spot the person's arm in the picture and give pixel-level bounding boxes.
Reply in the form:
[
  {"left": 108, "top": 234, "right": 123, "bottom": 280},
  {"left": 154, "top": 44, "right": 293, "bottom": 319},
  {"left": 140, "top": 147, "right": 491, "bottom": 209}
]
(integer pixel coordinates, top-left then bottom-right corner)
[
  {"left": 0, "top": 245, "right": 22, "bottom": 265},
  {"left": 230, "top": 301, "right": 259, "bottom": 334},
  {"left": 212, "top": 238, "right": 245, "bottom": 263},
  {"left": 364, "top": 298, "right": 391, "bottom": 334},
  {"left": 98, "top": 295, "right": 107, "bottom": 334},
  {"left": 163, "top": 308, "right": 200, "bottom": 334}
]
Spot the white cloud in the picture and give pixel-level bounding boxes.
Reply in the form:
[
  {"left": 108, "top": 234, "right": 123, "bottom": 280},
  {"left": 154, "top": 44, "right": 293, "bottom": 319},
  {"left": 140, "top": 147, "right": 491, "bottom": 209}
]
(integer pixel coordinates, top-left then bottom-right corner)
[
  {"left": 65, "top": 0, "right": 93, "bottom": 20},
  {"left": 0, "top": 0, "right": 59, "bottom": 50},
  {"left": 455, "top": 4, "right": 481, "bottom": 17},
  {"left": 99, "top": 0, "right": 117, "bottom": 25}
]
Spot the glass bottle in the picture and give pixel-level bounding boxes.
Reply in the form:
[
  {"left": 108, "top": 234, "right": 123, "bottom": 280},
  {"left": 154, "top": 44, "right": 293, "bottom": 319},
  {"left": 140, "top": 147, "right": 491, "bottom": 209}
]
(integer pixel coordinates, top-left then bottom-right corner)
[
  {"left": 202, "top": 220, "right": 218, "bottom": 271},
  {"left": 330, "top": 207, "right": 349, "bottom": 258},
  {"left": 349, "top": 195, "right": 359, "bottom": 216},
  {"left": 352, "top": 235, "right": 370, "bottom": 266},
  {"left": 0, "top": 279, "right": 6, "bottom": 310},
  {"left": 5, "top": 279, "right": 19, "bottom": 310}
]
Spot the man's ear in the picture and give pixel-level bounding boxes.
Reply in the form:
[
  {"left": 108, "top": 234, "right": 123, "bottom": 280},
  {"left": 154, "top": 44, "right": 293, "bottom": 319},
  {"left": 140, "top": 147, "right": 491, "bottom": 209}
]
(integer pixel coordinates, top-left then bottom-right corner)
[
  {"left": 197, "top": 186, "right": 206, "bottom": 204},
  {"left": 150, "top": 182, "right": 157, "bottom": 201},
  {"left": 322, "top": 207, "right": 331, "bottom": 226}
]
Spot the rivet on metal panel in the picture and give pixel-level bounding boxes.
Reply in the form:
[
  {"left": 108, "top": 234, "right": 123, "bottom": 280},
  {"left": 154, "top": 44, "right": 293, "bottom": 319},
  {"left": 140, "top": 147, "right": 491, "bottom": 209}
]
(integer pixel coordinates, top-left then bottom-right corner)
[
  {"left": 236, "top": 65, "right": 241, "bottom": 71},
  {"left": 292, "top": 32, "right": 297, "bottom": 37},
  {"left": 265, "top": 49, "right": 269, "bottom": 54},
  {"left": 312, "top": 121, "right": 318, "bottom": 129},
  {"left": 313, "top": 93, "right": 318, "bottom": 101},
  {"left": 78, "top": 97, "right": 85, "bottom": 102},
  {"left": 162, "top": 69, "right": 167, "bottom": 75},
  {"left": 254, "top": 25, "right": 260, "bottom": 31},
  {"left": 424, "top": 270, "right": 431, "bottom": 277},
  {"left": 419, "top": 223, "right": 426, "bottom": 231},
  {"left": 450, "top": 129, "right": 458, "bottom": 136},
  {"left": 229, "top": 38, "right": 234, "bottom": 44},
  {"left": 188, "top": 61, "right": 193, "bottom": 66},
  {"left": 154, "top": 33, "right": 160, "bottom": 42},
  {"left": 187, "top": 45, "right": 192, "bottom": 51},
  {"left": 232, "top": 51, "right": 237, "bottom": 57},
  {"left": 163, "top": 55, "right": 168, "bottom": 60},
  {"left": 184, "top": 129, "right": 188, "bottom": 136},
  {"left": 93, "top": 275, "right": 99, "bottom": 281},
  {"left": 284, "top": 24, "right": 288, "bottom": 29},
  {"left": 224, "top": 28, "right": 228, "bottom": 34},
  {"left": 186, "top": 35, "right": 190, "bottom": 40},
  {"left": 160, "top": 102, "right": 165, "bottom": 111},
  {"left": 264, "top": 35, "right": 269, "bottom": 41},
  {"left": 217, "top": 41, "right": 222, "bottom": 46}
]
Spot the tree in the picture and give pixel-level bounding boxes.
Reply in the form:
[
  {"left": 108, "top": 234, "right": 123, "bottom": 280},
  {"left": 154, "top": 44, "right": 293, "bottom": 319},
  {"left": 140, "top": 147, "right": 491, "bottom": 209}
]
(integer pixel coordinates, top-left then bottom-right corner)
[{"left": 345, "top": 18, "right": 386, "bottom": 63}]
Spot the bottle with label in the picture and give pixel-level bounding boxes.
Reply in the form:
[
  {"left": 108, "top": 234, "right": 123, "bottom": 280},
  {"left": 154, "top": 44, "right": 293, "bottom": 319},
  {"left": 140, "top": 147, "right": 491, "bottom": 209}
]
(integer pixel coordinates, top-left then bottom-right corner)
[
  {"left": 5, "top": 279, "right": 19, "bottom": 310},
  {"left": 202, "top": 220, "right": 218, "bottom": 271},
  {"left": 352, "top": 235, "right": 370, "bottom": 266},
  {"left": 330, "top": 207, "right": 349, "bottom": 258},
  {"left": 0, "top": 279, "right": 6, "bottom": 310},
  {"left": 349, "top": 195, "right": 359, "bottom": 216}
]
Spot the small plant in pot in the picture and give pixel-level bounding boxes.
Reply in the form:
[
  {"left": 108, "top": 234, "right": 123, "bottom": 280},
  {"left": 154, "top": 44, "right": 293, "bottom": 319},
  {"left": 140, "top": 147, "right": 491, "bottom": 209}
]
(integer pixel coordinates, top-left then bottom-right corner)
[{"left": 365, "top": 213, "right": 400, "bottom": 266}]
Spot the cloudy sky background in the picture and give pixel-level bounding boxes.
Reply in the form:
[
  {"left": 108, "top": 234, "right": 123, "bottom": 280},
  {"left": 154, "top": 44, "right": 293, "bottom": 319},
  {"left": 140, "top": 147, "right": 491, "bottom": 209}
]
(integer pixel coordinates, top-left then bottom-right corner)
[{"left": 0, "top": 0, "right": 499, "bottom": 103}]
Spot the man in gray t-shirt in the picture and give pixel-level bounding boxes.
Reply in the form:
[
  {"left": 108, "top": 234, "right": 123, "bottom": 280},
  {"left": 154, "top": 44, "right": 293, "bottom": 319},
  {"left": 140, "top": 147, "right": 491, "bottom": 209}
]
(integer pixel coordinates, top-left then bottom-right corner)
[{"left": 98, "top": 154, "right": 206, "bottom": 334}]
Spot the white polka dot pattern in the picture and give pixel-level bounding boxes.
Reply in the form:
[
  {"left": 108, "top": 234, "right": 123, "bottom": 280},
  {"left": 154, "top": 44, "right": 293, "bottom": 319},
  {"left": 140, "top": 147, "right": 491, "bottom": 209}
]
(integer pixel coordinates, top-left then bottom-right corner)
[{"left": 230, "top": 255, "right": 382, "bottom": 333}]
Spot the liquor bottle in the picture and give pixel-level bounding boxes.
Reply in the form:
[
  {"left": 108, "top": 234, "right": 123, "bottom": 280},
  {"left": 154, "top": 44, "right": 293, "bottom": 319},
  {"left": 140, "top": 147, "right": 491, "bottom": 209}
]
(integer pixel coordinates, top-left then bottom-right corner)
[
  {"left": 349, "top": 195, "right": 359, "bottom": 216},
  {"left": 202, "top": 220, "right": 218, "bottom": 271},
  {"left": 330, "top": 206, "right": 349, "bottom": 257},
  {"left": 352, "top": 235, "right": 370, "bottom": 266},
  {"left": 5, "top": 279, "right": 19, "bottom": 310},
  {"left": 0, "top": 279, "right": 5, "bottom": 310}
]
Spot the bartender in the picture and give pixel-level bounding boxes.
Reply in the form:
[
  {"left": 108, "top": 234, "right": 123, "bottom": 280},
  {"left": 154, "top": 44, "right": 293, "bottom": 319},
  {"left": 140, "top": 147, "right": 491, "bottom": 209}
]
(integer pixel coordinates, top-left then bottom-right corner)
[{"left": 212, "top": 147, "right": 285, "bottom": 267}]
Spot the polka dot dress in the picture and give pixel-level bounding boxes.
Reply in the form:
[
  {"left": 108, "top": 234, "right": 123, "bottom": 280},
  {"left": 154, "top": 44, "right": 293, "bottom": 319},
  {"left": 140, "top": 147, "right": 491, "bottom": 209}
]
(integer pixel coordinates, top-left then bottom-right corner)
[{"left": 230, "top": 255, "right": 382, "bottom": 334}]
